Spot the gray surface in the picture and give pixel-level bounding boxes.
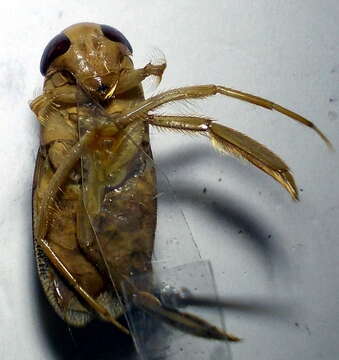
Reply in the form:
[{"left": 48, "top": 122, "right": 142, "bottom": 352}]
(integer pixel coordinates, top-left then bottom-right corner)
[{"left": 0, "top": 1, "right": 338, "bottom": 359}]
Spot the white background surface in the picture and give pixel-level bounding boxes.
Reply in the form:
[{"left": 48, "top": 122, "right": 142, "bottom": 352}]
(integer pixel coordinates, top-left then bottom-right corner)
[{"left": 0, "top": 1, "right": 338, "bottom": 359}]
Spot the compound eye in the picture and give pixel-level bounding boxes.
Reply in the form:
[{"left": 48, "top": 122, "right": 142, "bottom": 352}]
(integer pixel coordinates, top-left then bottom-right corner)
[
  {"left": 101, "top": 24, "right": 133, "bottom": 54},
  {"left": 40, "top": 33, "right": 71, "bottom": 75}
]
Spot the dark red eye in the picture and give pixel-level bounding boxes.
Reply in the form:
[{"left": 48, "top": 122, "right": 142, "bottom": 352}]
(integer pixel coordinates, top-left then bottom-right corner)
[
  {"left": 40, "top": 33, "right": 71, "bottom": 75},
  {"left": 101, "top": 24, "right": 133, "bottom": 54}
]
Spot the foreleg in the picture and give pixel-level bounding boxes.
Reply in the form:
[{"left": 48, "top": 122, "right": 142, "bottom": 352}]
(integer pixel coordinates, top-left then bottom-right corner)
[{"left": 115, "top": 62, "right": 166, "bottom": 95}]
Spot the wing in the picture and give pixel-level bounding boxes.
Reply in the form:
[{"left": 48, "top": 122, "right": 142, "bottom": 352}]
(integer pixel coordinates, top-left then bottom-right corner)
[
  {"left": 32, "top": 78, "right": 238, "bottom": 342},
  {"left": 31, "top": 79, "right": 203, "bottom": 332},
  {"left": 76, "top": 87, "right": 237, "bottom": 343}
]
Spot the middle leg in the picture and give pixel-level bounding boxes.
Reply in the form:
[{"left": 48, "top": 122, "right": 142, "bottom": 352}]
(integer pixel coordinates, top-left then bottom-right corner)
[
  {"left": 116, "top": 85, "right": 330, "bottom": 146},
  {"left": 148, "top": 114, "right": 298, "bottom": 199}
]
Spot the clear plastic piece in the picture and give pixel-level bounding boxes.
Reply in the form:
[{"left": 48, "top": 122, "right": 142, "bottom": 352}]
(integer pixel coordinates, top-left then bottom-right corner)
[{"left": 121, "top": 260, "right": 232, "bottom": 360}]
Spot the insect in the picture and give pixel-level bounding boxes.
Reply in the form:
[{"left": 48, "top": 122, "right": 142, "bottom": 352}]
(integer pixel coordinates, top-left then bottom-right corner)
[{"left": 31, "top": 22, "right": 330, "bottom": 345}]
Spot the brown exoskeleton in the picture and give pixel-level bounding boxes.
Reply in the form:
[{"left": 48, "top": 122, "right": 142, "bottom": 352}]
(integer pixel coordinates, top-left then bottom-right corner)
[{"left": 31, "top": 22, "right": 330, "bottom": 343}]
